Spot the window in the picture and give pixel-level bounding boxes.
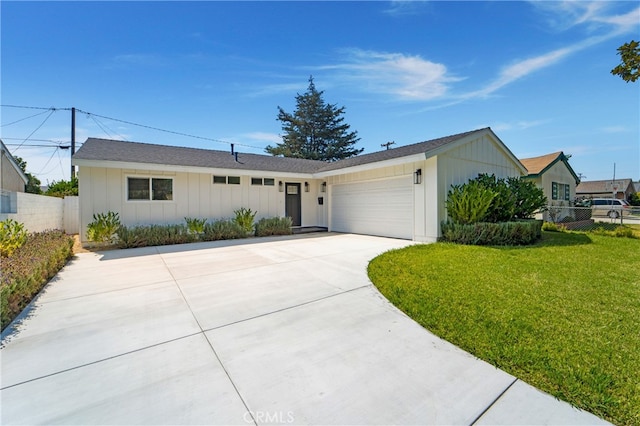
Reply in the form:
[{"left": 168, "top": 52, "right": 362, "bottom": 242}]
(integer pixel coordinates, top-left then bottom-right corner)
[
  {"left": 213, "top": 175, "right": 241, "bottom": 185},
  {"left": 251, "top": 177, "right": 275, "bottom": 186},
  {"left": 552, "top": 182, "right": 570, "bottom": 201},
  {"left": 128, "top": 177, "right": 173, "bottom": 201}
]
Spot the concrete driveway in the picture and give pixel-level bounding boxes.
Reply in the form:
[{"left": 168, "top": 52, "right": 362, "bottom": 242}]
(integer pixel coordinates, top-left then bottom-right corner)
[{"left": 1, "top": 233, "right": 607, "bottom": 425}]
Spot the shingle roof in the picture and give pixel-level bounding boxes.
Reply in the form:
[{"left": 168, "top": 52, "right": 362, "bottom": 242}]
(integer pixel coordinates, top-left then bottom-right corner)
[
  {"left": 73, "top": 138, "right": 326, "bottom": 174},
  {"left": 73, "top": 128, "right": 492, "bottom": 174},
  {"left": 316, "top": 128, "right": 488, "bottom": 172},
  {"left": 519, "top": 151, "right": 580, "bottom": 184},
  {"left": 519, "top": 151, "right": 563, "bottom": 175}
]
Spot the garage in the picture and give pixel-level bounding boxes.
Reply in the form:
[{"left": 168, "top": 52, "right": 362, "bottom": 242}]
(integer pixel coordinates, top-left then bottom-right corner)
[{"left": 330, "top": 176, "right": 414, "bottom": 239}]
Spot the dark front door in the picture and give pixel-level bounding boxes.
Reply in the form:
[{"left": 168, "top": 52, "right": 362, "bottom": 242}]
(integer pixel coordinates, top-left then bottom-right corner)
[{"left": 285, "top": 183, "right": 301, "bottom": 226}]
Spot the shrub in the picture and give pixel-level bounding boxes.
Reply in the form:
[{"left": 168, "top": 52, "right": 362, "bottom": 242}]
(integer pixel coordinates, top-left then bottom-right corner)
[
  {"left": 87, "top": 211, "right": 121, "bottom": 243},
  {"left": 234, "top": 207, "right": 257, "bottom": 235},
  {"left": 202, "top": 219, "right": 245, "bottom": 241},
  {"left": 117, "top": 224, "right": 196, "bottom": 248},
  {"left": 446, "top": 174, "right": 547, "bottom": 225},
  {"left": 445, "top": 181, "right": 496, "bottom": 224},
  {"left": 473, "top": 174, "right": 515, "bottom": 222},
  {"left": 255, "top": 217, "right": 293, "bottom": 237},
  {"left": 440, "top": 220, "right": 543, "bottom": 246},
  {"left": 542, "top": 221, "right": 565, "bottom": 232},
  {"left": 613, "top": 226, "right": 635, "bottom": 238},
  {"left": 184, "top": 217, "right": 207, "bottom": 235},
  {"left": 0, "top": 219, "right": 28, "bottom": 257},
  {"left": 1, "top": 230, "right": 74, "bottom": 330},
  {"left": 507, "top": 176, "right": 547, "bottom": 219}
]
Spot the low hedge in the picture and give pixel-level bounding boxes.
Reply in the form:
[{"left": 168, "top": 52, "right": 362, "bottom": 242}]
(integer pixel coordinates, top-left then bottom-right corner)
[
  {"left": 255, "top": 217, "right": 293, "bottom": 237},
  {"left": 1, "top": 230, "right": 74, "bottom": 330},
  {"left": 440, "top": 220, "right": 542, "bottom": 246}
]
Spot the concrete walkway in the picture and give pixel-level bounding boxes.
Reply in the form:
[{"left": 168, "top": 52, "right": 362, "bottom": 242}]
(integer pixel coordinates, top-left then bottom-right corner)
[{"left": 1, "top": 233, "right": 608, "bottom": 425}]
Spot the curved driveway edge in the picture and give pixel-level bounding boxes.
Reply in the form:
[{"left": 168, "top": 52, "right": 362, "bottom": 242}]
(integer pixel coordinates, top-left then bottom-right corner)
[{"left": 1, "top": 233, "right": 608, "bottom": 425}]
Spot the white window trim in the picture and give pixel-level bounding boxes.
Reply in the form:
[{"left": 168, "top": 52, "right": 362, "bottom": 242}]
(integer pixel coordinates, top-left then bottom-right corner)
[{"left": 125, "top": 175, "right": 175, "bottom": 203}]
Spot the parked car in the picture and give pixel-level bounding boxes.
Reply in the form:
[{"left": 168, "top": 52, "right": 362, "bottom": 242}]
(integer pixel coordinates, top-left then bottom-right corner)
[{"left": 588, "top": 198, "right": 631, "bottom": 218}]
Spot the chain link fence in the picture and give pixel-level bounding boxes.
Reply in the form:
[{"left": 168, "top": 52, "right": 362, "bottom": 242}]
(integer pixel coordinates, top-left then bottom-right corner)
[{"left": 538, "top": 205, "right": 640, "bottom": 231}]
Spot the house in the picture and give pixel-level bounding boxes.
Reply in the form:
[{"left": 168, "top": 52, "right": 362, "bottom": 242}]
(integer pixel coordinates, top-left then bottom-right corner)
[
  {"left": 576, "top": 178, "right": 636, "bottom": 201},
  {"left": 1, "top": 139, "right": 28, "bottom": 193},
  {"left": 520, "top": 151, "right": 580, "bottom": 205},
  {"left": 1, "top": 139, "right": 29, "bottom": 213},
  {"left": 72, "top": 127, "right": 527, "bottom": 243}
]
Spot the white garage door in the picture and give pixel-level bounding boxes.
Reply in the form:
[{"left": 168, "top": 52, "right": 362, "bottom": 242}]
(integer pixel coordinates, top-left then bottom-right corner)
[{"left": 331, "top": 176, "right": 414, "bottom": 239}]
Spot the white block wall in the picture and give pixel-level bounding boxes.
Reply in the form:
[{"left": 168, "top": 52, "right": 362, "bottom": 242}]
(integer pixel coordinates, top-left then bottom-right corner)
[{"left": 0, "top": 192, "right": 64, "bottom": 233}]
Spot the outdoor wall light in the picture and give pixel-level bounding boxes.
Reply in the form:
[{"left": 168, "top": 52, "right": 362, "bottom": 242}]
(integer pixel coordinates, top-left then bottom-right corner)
[
  {"left": 304, "top": 182, "right": 310, "bottom": 192},
  {"left": 278, "top": 181, "right": 284, "bottom": 192},
  {"left": 321, "top": 182, "right": 327, "bottom": 193},
  {"left": 414, "top": 168, "right": 422, "bottom": 184}
]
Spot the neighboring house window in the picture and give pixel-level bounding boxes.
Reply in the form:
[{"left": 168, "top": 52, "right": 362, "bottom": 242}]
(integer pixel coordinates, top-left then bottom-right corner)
[
  {"left": 128, "top": 177, "right": 173, "bottom": 201},
  {"left": 213, "top": 175, "right": 241, "bottom": 185},
  {"left": 551, "top": 182, "right": 570, "bottom": 201}
]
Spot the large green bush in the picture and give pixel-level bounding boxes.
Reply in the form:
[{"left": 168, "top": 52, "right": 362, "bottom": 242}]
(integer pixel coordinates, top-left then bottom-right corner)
[
  {"left": 445, "top": 181, "right": 496, "bottom": 225},
  {"left": 446, "top": 174, "right": 546, "bottom": 225},
  {"left": 203, "top": 219, "right": 246, "bottom": 241},
  {"left": 1, "top": 230, "right": 74, "bottom": 330}
]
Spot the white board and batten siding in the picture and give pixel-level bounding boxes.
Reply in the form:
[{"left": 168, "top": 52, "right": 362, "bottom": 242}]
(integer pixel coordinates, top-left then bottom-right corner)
[{"left": 77, "top": 166, "right": 323, "bottom": 242}]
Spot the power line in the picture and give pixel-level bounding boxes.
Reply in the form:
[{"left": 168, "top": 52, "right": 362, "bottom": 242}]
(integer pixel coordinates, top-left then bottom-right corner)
[
  {"left": 3, "top": 104, "right": 266, "bottom": 151},
  {"left": 1, "top": 109, "right": 52, "bottom": 127},
  {"left": 1, "top": 104, "right": 70, "bottom": 111},
  {"left": 77, "top": 109, "right": 264, "bottom": 150},
  {"left": 13, "top": 109, "right": 57, "bottom": 151},
  {"left": 1, "top": 137, "right": 69, "bottom": 144}
]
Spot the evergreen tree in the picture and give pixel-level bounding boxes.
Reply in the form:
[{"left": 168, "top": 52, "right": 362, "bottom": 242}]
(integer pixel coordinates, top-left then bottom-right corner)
[
  {"left": 611, "top": 40, "right": 639, "bottom": 83},
  {"left": 266, "top": 76, "right": 363, "bottom": 161}
]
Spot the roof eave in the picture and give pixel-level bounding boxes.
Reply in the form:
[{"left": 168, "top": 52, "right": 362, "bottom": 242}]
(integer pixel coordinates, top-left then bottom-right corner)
[
  {"left": 72, "top": 159, "right": 316, "bottom": 178},
  {"left": 312, "top": 153, "right": 427, "bottom": 178}
]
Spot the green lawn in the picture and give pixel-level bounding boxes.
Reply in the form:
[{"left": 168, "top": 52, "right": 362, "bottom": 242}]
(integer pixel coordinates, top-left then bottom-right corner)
[{"left": 368, "top": 231, "right": 639, "bottom": 425}]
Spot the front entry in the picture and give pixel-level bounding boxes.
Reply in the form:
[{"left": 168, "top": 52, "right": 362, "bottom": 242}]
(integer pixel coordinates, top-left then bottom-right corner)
[{"left": 285, "top": 183, "right": 301, "bottom": 226}]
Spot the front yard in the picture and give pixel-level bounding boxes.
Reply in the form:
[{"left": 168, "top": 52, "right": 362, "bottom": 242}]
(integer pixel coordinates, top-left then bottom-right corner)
[{"left": 369, "top": 231, "right": 639, "bottom": 425}]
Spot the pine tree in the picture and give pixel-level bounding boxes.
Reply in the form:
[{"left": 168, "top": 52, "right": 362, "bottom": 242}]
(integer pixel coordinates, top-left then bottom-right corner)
[{"left": 266, "top": 76, "right": 363, "bottom": 161}]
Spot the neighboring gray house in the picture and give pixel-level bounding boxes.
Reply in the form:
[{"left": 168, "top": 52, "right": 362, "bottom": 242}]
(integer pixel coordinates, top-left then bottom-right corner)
[
  {"left": 1, "top": 139, "right": 28, "bottom": 193},
  {"left": 1, "top": 139, "right": 29, "bottom": 213},
  {"left": 576, "top": 178, "right": 636, "bottom": 201},
  {"left": 72, "top": 127, "right": 527, "bottom": 243},
  {"left": 520, "top": 151, "right": 580, "bottom": 205}
]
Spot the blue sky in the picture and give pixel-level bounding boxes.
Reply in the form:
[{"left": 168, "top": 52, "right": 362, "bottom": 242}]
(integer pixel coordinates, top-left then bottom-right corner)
[{"left": 2, "top": 1, "right": 639, "bottom": 185}]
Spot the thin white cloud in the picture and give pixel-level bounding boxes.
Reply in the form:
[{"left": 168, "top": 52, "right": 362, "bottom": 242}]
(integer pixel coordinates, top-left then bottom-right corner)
[
  {"left": 488, "top": 120, "right": 549, "bottom": 132},
  {"left": 600, "top": 126, "right": 629, "bottom": 134},
  {"left": 531, "top": 1, "right": 639, "bottom": 34},
  {"left": 383, "top": 1, "right": 429, "bottom": 17},
  {"left": 242, "top": 132, "right": 281, "bottom": 145},
  {"left": 322, "top": 49, "right": 462, "bottom": 101}
]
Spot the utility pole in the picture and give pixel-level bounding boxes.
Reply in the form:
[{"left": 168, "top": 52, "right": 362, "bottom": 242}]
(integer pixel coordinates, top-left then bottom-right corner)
[
  {"left": 381, "top": 141, "right": 395, "bottom": 150},
  {"left": 71, "top": 107, "right": 76, "bottom": 178}
]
